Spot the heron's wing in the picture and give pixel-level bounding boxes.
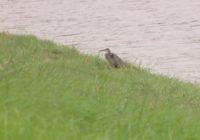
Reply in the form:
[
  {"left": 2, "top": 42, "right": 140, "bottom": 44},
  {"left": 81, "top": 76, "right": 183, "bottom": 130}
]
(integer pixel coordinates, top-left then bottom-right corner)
[
  {"left": 105, "top": 53, "right": 123, "bottom": 68},
  {"left": 112, "top": 54, "right": 123, "bottom": 66}
]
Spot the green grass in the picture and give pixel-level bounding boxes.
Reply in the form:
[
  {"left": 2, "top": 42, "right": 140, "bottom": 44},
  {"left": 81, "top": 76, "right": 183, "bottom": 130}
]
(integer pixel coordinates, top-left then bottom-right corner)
[{"left": 1, "top": 33, "right": 200, "bottom": 140}]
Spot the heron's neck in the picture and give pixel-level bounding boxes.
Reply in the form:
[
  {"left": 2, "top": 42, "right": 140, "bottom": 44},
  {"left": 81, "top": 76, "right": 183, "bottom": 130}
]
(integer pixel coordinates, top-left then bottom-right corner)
[{"left": 107, "top": 50, "right": 111, "bottom": 53}]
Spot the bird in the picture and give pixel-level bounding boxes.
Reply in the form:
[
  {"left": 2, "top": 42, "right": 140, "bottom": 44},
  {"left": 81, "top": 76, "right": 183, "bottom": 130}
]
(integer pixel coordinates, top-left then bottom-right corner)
[{"left": 99, "top": 48, "right": 124, "bottom": 68}]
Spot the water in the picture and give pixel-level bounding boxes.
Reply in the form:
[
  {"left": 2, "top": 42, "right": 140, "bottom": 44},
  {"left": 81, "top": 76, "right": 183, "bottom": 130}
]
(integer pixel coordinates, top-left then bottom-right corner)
[{"left": 1, "top": 0, "right": 200, "bottom": 83}]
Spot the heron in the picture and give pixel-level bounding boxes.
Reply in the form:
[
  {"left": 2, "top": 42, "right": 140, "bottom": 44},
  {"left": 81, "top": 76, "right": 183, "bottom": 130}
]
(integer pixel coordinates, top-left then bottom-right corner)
[{"left": 99, "top": 48, "right": 124, "bottom": 68}]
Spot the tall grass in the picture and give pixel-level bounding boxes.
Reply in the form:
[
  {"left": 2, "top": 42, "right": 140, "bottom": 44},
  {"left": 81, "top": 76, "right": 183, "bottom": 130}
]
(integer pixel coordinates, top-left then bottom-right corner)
[{"left": 1, "top": 33, "right": 200, "bottom": 140}]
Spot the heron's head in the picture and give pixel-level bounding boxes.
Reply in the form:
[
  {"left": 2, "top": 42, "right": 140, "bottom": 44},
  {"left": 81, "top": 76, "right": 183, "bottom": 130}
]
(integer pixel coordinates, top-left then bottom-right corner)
[{"left": 99, "top": 48, "right": 111, "bottom": 53}]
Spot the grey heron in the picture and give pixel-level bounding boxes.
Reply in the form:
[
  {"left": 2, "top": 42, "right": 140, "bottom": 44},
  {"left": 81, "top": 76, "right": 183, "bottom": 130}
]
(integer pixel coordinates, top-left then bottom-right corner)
[{"left": 99, "top": 48, "right": 124, "bottom": 68}]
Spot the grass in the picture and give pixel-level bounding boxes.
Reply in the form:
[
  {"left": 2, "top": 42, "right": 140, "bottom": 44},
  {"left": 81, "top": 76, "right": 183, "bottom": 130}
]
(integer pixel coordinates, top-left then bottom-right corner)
[{"left": 1, "top": 33, "right": 200, "bottom": 140}]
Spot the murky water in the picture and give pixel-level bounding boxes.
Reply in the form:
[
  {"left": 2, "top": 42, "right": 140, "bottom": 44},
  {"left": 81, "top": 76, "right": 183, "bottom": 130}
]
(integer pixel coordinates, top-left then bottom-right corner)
[{"left": 1, "top": 0, "right": 200, "bottom": 83}]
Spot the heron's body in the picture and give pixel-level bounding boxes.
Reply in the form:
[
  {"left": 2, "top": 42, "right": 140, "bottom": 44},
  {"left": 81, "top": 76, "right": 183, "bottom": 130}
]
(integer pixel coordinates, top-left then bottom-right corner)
[{"left": 99, "top": 48, "right": 124, "bottom": 68}]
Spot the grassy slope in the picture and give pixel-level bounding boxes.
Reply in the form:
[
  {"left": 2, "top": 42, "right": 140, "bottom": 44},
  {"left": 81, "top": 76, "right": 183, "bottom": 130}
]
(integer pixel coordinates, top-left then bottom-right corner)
[{"left": 1, "top": 33, "right": 200, "bottom": 140}]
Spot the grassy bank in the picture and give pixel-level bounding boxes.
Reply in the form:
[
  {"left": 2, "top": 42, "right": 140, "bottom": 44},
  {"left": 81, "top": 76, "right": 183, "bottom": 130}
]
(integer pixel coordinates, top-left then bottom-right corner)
[{"left": 1, "top": 33, "right": 200, "bottom": 140}]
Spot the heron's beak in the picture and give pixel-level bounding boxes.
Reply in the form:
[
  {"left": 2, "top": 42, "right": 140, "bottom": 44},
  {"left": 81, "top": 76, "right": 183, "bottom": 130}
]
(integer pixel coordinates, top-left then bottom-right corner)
[{"left": 98, "top": 49, "right": 107, "bottom": 52}]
